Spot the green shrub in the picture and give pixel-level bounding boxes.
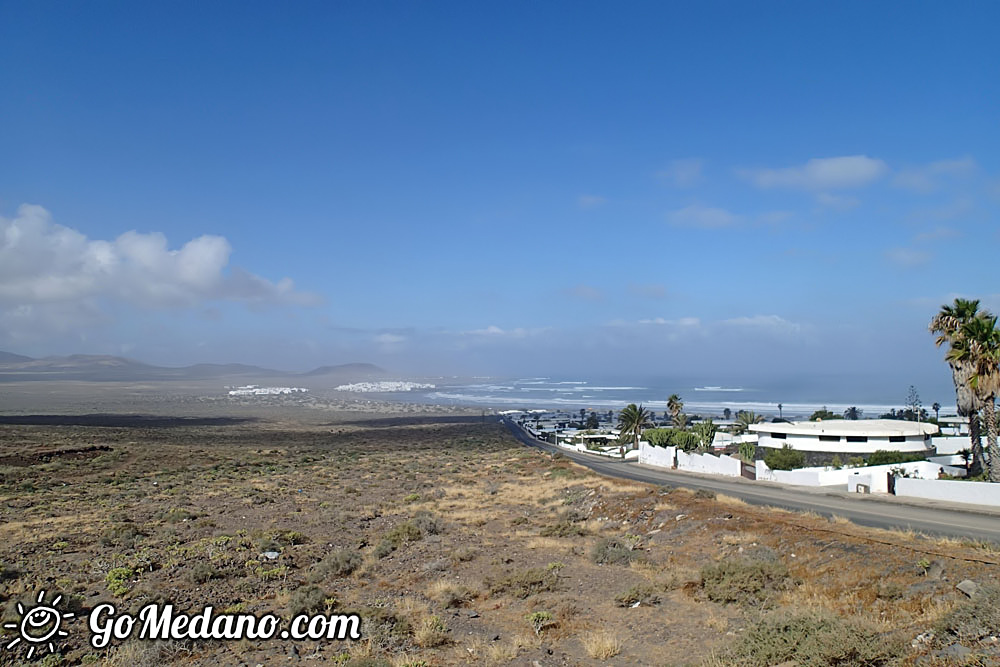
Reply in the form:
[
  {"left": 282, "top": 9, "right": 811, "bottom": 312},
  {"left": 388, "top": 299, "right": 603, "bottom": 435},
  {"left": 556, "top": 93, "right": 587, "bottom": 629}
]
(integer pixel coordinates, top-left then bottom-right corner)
[
  {"left": 386, "top": 521, "right": 423, "bottom": 545},
  {"left": 763, "top": 444, "right": 805, "bottom": 471},
  {"left": 700, "top": 557, "right": 790, "bottom": 607},
  {"left": 106, "top": 567, "right": 134, "bottom": 597},
  {"left": 866, "top": 450, "right": 926, "bottom": 466},
  {"left": 715, "top": 610, "right": 904, "bottom": 666},
  {"left": 373, "top": 539, "right": 396, "bottom": 559}
]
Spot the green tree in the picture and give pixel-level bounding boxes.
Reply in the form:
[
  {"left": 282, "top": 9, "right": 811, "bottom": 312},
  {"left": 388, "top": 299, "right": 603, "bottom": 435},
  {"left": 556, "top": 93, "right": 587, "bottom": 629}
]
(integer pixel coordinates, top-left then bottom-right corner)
[
  {"left": 585, "top": 412, "right": 600, "bottom": 429},
  {"left": 808, "top": 408, "right": 840, "bottom": 421},
  {"left": 734, "top": 410, "right": 764, "bottom": 435},
  {"left": 617, "top": 403, "right": 652, "bottom": 452},
  {"left": 764, "top": 444, "right": 805, "bottom": 470},
  {"left": 932, "top": 402, "right": 941, "bottom": 421},
  {"left": 693, "top": 418, "right": 717, "bottom": 451},
  {"left": 738, "top": 440, "right": 756, "bottom": 462},
  {"left": 843, "top": 406, "right": 863, "bottom": 420},
  {"left": 723, "top": 407, "right": 732, "bottom": 420},
  {"left": 906, "top": 385, "right": 922, "bottom": 422},
  {"left": 930, "top": 298, "right": 987, "bottom": 476}
]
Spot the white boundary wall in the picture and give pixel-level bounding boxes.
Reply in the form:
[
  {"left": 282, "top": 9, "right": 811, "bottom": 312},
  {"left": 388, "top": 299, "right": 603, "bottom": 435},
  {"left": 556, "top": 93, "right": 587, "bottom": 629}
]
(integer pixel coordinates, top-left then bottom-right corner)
[
  {"left": 756, "top": 460, "right": 965, "bottom": 493},
  {"left": 894, "top": 477, "right": 1000, "bottom": 507},
  {"left": 639, "top": 443, "right": 742, "bottom": 477},
  {"left": 676, "top": 449, "right": 742, "bottom": 477},
  {"left": 638, "top": 443, "right": 676, "bottom": 468}
]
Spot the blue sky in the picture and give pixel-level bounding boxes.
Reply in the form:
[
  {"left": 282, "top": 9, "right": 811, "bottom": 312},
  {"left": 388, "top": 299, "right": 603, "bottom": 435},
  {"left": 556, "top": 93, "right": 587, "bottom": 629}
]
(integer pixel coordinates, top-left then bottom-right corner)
[{"left": 1, "top": 1, "right": 998, "bottom": 398}]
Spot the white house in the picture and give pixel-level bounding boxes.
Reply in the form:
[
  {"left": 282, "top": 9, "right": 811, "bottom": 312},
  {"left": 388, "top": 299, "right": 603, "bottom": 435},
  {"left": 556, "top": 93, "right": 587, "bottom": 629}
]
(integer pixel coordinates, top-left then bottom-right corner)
[{"left": 749, "top": 419, "right": 938, "bottom": 459}]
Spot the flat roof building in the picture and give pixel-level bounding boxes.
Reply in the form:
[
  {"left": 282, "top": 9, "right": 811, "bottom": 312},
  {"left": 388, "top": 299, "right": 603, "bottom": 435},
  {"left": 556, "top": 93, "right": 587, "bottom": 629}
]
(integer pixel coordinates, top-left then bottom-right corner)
[{"left": 749, "top": 419, "right": 938, "bottom": 457}]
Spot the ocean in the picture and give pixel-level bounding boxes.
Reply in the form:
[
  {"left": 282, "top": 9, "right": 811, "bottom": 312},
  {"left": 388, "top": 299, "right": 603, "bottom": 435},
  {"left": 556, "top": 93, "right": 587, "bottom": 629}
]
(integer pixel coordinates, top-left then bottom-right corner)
[{"left": 412, "top": 375, "right": 957, "bottom": 419}]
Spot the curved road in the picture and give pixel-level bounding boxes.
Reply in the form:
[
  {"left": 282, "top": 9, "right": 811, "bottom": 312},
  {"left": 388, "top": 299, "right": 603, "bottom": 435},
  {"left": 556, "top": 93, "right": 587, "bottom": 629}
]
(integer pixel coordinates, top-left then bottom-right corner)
[{"left": 503, "top": 419, "right": 1000, "bottom": 543}]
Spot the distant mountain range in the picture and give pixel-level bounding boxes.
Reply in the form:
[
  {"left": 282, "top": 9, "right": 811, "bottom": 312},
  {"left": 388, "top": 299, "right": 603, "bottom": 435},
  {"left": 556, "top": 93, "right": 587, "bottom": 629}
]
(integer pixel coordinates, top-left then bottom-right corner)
[{"left": 0, "top": 352, "right": 386, "bottom": 382}]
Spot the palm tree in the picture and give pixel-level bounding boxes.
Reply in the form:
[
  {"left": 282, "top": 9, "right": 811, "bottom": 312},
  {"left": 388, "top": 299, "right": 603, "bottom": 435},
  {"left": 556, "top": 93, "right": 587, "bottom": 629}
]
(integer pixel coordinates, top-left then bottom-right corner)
[
  {"left": 777, "top": 403, "right": 783, "bottom": 420},
  {"left": 723, "top": 407, "right": 732, "bottom": 420},
  {"left": 930, "top": 298, "right": 987, "bottom": 476},
  {"left": 667, "top": 394, "right": 683, "bottom": 424},
  {"left": 954, "top": 313, "right": 1000, "bottom": 482},
  {"left": 932, "top": 402, "right": 941, "bottom": 421},
  {"left": 843, "top": 406, "right": 863, "bottom": 420},
  {"left": 734, "top": 410, "right": 764, "bottom": 435},
  {"left": 617, "top": 403, "right": 652, "bottom": 452}
]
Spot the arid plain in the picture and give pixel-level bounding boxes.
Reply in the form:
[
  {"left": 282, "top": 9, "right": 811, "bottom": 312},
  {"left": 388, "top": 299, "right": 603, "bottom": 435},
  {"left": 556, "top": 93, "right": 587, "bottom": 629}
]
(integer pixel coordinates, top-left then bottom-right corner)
[{"left": 1, "top": 383, "right": 998, "bottom": 666}]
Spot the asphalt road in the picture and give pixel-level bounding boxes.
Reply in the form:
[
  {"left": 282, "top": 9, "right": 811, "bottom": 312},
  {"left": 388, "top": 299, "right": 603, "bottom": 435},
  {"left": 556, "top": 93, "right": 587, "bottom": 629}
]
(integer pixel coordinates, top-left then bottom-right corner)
[{"left": 503, "top": 419, "right": 1000, "bottom": 544}]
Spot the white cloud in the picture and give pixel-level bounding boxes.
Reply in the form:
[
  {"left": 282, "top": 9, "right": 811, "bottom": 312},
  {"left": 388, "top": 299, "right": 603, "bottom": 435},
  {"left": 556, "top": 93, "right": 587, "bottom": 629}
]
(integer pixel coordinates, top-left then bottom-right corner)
[
  {"left": 738, "top": 155, "right": 888, "bottom": 190},
  {"left": 563, "top": 284, "right": 604, "bottom": 301},
  {"left": 577, "top": 195, "right": 607, "bottom": 209},
  {"left": 910, "top": 197, "right": 975, "bottom": 222},
  {"left": 885, "top": 247, "right": 931, "bottom": 268},
  {"left": 668, "top": 204, "right": 740, "bottom": 228},
  {"left": 637, "top": 317, "right": 701, "bottom": 327},
  {"left": 721, "top": 314, "right": 802, "bottom": 335},
  {"left": 914, "top": 226, "right": 960, "bottom": 243},
  {"left": 462, "top": 325, "right": 536, "bottom": 338},
  {"left": 628, "top": 283, "right": 668, "bottom": 300},
  {"left": 816, "top": 192, "right": 861, "bottom": 210},
  {"left": 0, "top": 204, "right": 317, "bottom": 340},
  {"left": 374, "top": 333, "right": 406, "bottom": 344},
  {"left": 893, "top": 156, "right": 977, "bottom": 193},
  {"left": 656, "top": 158, "right": 705, "bottom": 188}
]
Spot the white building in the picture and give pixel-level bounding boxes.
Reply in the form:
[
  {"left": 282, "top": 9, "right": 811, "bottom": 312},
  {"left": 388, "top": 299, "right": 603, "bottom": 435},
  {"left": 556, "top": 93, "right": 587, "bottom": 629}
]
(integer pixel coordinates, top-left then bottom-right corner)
[{"left": 749, "top": 419, "right": 938, "bottom": 458}]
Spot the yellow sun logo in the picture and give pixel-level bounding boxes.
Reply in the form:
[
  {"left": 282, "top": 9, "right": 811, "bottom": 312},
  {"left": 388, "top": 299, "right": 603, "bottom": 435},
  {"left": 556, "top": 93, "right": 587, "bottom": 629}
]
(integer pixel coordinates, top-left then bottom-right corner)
[{"left": 2, "top": 590, "right": 74, "bottom": 660}]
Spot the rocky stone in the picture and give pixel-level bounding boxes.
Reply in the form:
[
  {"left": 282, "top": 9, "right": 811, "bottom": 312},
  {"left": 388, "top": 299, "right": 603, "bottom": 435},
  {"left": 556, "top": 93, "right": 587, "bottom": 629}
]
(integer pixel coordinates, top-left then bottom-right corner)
[
  {"left": 956, "top": 579, "right": 979, "bottom": 598},
  {"left": 927, "top": 560, "right": 944, "bottom": 580},
  {"left": 935, "top": 643, "right": 971, "bottom": 659},
  {"left": 261, "top": 551, "right": 280, "bottom": 560}
]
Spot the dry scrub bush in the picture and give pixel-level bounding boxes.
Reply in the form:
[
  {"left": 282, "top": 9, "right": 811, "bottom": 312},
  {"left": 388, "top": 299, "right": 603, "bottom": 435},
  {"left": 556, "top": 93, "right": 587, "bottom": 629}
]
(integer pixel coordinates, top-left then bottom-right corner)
[
  {"left": 710, "top": 610, "right": 904, "bottom": 666},
  {"left": 934, "top": 583, "right": 1000, "bottom": 646},
  {"left": 309, "top": 549, "right": 363, "bottom": 581},
  {"left": 288, "top": 584, "right": 331, "bottom": 617},
  {"left": 700, "top": 557, "right": 791, "bottom": 607},
  {"left": 414, "top": 615, "right": 450, "bottom": 648},
  {"left": 102, "top": 640, "right": 190, "bottom": 667},
  {"left": 487, "top": 567, "right": 559, "bottom": 599},
  {"left": 427, "top": 580, "right": 473, "bottom": 608},
  {"left": 591, "top": 536, "right": 640, "bottom": 565},
  {"left": 615, "top": 583, "right": 661, "bottom": 607},
  {"left": 581, "top": 630, "right": 623, "bottom": 659}
]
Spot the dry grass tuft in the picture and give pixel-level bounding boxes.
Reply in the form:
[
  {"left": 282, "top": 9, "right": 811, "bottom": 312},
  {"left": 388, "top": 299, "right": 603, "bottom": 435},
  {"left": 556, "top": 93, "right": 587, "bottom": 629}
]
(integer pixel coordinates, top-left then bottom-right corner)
[{"left": 581, "top": 630, "right": 623, "bottom": 659}]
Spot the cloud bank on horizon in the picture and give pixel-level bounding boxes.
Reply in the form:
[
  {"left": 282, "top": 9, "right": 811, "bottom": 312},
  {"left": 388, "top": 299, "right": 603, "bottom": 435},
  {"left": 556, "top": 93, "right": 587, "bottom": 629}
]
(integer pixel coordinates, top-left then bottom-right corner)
[{"left": 0, "top": 2, "right": 997, "bottom": 395}]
